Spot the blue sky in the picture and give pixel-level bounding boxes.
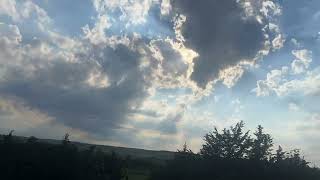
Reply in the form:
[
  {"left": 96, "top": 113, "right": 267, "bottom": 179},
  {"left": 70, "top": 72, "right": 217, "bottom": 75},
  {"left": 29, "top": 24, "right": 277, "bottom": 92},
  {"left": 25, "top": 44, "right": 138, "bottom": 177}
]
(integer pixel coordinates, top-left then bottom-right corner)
[{"left": 0, "top": 0, "right": 320, "bottom": 165}]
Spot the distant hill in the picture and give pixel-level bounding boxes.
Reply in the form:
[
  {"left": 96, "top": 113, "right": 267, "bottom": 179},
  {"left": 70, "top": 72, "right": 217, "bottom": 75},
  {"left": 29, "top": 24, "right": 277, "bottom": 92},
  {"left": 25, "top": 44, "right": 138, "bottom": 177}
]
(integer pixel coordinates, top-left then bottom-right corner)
[{"left": 0, "top": 134, "right": 175, "bottom": 164}]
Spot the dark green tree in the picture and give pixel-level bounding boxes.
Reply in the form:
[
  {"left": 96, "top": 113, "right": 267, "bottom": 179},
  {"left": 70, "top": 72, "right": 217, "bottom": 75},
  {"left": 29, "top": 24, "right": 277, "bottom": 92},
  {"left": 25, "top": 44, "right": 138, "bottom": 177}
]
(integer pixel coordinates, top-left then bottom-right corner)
[
  {"left": 273, "top": 145, "right": 286, "bottom": 163},
  {"left": 200, "top": 121, "right": 252, "bottom": 159},
  {"left": 249, "top": 125, "right": 273, "bottom": 161},
  {"left": 286, "top": 149, "right": 309, "bottom": 168}
]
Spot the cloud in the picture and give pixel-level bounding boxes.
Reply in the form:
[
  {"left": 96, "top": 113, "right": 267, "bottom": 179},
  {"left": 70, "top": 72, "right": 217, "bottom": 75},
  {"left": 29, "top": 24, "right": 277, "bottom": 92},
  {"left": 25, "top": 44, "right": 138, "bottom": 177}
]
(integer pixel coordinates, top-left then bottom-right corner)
[
  {"left": 254, "top": 66, "right": 289, "bottom": 96},
  {"left": 0, "top": 0, "right": 196, "bottom": 146},
  {"left": 93, "top": 0, "right": 154, "bottom": 26},
  {"left": 254, "top": 52, "right": 320, "bottom": 97},
  {"left": 0, "top": 0, "right": 19, "bottom": 21},
  {"left": 0, "top": 45, "right": 151, "bottom": 138},
  {"left": 5, "top": 0, "right": 318, "bottom": 155},
  {"left": 218, "top": 65, "right": 245, "bottom": 88},
  {"left": 0, "top": 1, "right": 154, "bottom": 140},
  {"left": 291, "top": 49, "right": 312, "bottom": 74},
  {"left": 171, "top": 0, "right": 268, "bottom": 88},
  {"left": 272, "top": 34, "right": 285, "bottom": 50},
  {"left": 288, "top": 102, "right": 300, "bottom": 111},
  {"left": 160, "top": 0, "right": 172, "bottom": 16}
]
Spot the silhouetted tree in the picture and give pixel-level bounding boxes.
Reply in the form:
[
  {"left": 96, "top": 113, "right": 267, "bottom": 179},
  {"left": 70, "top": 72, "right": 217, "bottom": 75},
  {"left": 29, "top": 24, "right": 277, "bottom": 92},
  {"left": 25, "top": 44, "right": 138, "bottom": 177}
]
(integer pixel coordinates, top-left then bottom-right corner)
[
  {"left": 249, "top": 125, "right": 273, "bottom": 161},
  {"left": 286, "top": 149, "right": 309, "bottom": 168},
  {"left": 62, "top": 133, "right": 70, "bottom": 146},
  {"left": 177, "top": 142, "right": 193, "bottom": 154},
  {"left": 3, "top": 130, "right": 14, "bottom": 144},
  {"left": 272, "top": 145, "right": 286, "bottom": 163},
  {"left": 151, "top": 121, "right": 320, "bottom": 180},
  {"left": 200, "top": 121, "right": 251, "bottom": 159}
]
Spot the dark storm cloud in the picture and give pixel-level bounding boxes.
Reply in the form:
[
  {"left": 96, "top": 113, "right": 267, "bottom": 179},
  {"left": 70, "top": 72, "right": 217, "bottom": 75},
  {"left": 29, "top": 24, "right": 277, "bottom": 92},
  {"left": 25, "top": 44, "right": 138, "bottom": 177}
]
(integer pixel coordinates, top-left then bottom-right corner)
[
  {"left": 0, "top": 42, "right": 149, "bottom": 136},
  {"left": 171, "top": 0, "right": 265, "bottom": 87}
]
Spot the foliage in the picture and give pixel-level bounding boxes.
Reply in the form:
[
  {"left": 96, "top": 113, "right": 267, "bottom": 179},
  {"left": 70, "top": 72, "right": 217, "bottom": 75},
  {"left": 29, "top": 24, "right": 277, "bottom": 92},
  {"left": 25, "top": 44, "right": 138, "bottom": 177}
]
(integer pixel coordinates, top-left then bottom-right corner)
[
  {"left": 151, "top": 122, "right": 320, "bottom": 180},
  {"left": 200, "top": 121, "right": 251, "bottom": 159},
  {"left": 0, "top": 132, "right": 133, "bottom": 180},
  {"left": 249, "top": 125, "right": 273, "bottom": 161},
  {"left": 1, "top": 121, "right": 319, "bottom": 180}
]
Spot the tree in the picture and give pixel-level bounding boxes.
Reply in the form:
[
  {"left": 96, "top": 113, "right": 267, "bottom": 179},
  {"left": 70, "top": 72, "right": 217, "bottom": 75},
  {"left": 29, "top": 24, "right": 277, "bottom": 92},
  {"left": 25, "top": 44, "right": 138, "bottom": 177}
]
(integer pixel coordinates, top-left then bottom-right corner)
[
  {"left": 200, "top": 121, "right": 252, "bottom": 159},
  {"left": 273, "top": 145, "right": 286, "bottom": 163},
  {"left": 286, "top": 149, "right": 309, "bottom": 168},
  {"left": 62, "top": 133, "right": 70, "bottom": 146},
  {"left": 3, "top": 130, "right": 14, "bottom": 144},
  {"left": 177, "top": 142, "right": 193, "bottom": 154},
  {"left": 249, "top": 125, "right": 273, "bottom": 161}
]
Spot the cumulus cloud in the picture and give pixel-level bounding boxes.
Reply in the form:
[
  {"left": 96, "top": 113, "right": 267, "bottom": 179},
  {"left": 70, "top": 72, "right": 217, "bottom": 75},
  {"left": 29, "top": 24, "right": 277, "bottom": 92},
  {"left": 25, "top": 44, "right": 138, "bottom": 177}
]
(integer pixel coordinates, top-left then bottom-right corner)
[
  {"left": 291, "top": 49, "right": 313, "bottom": 74},
  {"left": 0, "top": 0, "right": 300, "bottom": 151},
  {"left": 0, "top": 1, "right": 156, "bottom": 140},
  {"left": 0, "top": 0, "right": 17, "bottom": 19},
  {"left": 0, "top": 0, "right": 204, "bottom": 145},
  {"left": 93, "top": 0, "right": 154, "bottom": 26},
  {"left": 254, "top": 66, "right": 289, "bottom": 96},
  {"left": 254, "top": 49, "right": 320, "bottom": 97}
]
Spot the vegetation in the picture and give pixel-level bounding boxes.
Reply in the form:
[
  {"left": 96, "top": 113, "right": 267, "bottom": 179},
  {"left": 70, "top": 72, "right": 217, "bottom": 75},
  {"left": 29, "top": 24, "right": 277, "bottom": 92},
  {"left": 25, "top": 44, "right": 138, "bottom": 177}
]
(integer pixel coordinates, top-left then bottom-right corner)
[
  {"left": 151, "top": 121, "right": 320, "bottom": 180},
  {"left": 0, "top": 132, "right": 156, "bottom": 180},
  {"left": 1, "top": 121, "right": 319, "bottom": 180}
]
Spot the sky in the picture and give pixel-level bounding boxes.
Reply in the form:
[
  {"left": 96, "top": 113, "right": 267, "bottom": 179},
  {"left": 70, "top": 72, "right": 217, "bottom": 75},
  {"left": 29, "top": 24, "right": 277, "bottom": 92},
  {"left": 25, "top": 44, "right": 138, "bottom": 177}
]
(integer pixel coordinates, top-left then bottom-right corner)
[{"left": 0, "top": 0, "right": 319, "bottom": 165}]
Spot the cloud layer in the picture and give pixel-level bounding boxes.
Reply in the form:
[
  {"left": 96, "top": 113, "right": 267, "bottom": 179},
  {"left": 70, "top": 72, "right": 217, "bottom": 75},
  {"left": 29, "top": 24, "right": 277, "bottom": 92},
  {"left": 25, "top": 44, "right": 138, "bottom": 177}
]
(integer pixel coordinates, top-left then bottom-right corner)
[{"left": 2, "top": 1, "right": 320, "bottom": 167}]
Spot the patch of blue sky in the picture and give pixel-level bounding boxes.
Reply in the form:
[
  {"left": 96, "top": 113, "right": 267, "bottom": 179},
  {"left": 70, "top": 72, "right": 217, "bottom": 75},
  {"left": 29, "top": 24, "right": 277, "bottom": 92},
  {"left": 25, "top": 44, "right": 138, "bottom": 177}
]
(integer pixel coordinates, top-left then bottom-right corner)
[
  {"left": 0, "top": 15, "right": 11, "bottom": 24},
  {"left": 105, "top": 6, "right": 174, "bottom": 40},
  {"left": 241, "top": 95, "right": 297, "bottom": 125},
  {"left": 280, "top": 0, "right": 320, "bottom": 39},
  {"left": 32, "top": 0, "right": 96, "bottom": 37},
  {"left": 260, "top": 47, "right": 296, "bottom": 70},
  {"left": 305, "top": 40, "right": 320, "bottom": 68},
  {"left": 0, "top": 15, "right": 50, "bottom": 46},
  {"left": 152, "top": 88, "right": 192, "bottom": 104},
  {"left": 194, "top": 84, "right": 240, "bottom": 120}
]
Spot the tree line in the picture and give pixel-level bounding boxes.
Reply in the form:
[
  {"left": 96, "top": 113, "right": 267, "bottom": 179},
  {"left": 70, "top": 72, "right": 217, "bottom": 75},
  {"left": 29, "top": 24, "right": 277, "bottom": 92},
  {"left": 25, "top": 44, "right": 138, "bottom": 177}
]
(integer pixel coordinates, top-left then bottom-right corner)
[
  {"left": 151, "top": 121, "right": 320, "bottom": 180},
  {"left": 0, "top": 131, "right": 131, "bottom": 180},
  {"left": 0, "top": 121, "right": 319, "bottom": 180}
]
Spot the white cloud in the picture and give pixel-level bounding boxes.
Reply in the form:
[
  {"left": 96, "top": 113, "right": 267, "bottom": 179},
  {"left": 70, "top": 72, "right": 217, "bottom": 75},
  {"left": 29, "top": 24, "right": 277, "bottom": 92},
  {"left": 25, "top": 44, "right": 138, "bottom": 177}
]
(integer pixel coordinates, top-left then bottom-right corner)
[
  {"left": 0, "top": 23, "right": 21, "bottom": 44},
  {"left": 291, "top": 38, "right": 301, "bottom": 48},
  {"left": 289, "top": 103, "right": 300, "bottom": 111},
  {"left": 86, "top": 69, "right": 110, "bottom": 88},
  {"left": 219, "top": 65, "right": 245, "bottom": 88},
  {"left": 272, "top": 34, "right": 285, "bottom": 50},
  {"left": 160, "top": 0, "right": 172, "bottom": 15},
  {"left": 254, "top": 47, "right": 317, "bottom": 97},
  {"left": 291, "top": 49, "right": 312, "bottom": 74},
  {"left": 255, "top": 66, "right": 320, "bottom": 97},
  {"left": 260, "top": 1, "right": 282, "bottom": 18},
  {"left": 0, "top": 0, "right": 18, "bottom": 21},
  {"left": 254, "top": 66, "right": 289, "bottom": 96},
  {"left": 93, "top": 0, "right": 154, "bottom": 26},
  {"left": 82, "top": 15, "right": 112, "bottom": 45}
]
